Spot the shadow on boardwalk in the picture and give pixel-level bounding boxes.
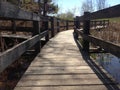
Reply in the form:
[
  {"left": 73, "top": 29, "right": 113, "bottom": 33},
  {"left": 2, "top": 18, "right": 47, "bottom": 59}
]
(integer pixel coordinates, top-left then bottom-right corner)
[
  {"left": 14, "top": 30, "right": 120, "bottom": 90},
  {"left": 73, "top": 32, "right": 120, "bottom": 90}
]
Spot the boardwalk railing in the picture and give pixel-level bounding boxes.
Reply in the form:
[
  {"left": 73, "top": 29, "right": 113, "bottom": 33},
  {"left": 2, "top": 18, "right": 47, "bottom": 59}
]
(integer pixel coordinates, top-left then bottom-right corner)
[
  {"left": 74, "top": 4, "right": 120, "bottom": 58},
  {"left": 0, "top": 2, "right": 74, "bottom": 73}
]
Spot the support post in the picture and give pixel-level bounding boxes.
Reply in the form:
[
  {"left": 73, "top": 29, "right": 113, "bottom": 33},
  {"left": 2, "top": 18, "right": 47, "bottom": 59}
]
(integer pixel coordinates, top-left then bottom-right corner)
[
  {"left": 51, "top": 17, "right": 54, "bottom": 37},
  {"left": 11, "top": 20, "right": 16, "bottom": 34},
  {"left": 66, "top": 20, "right": 69, "bottom": 30},
  {"left": 74, "top": 16, "right": 80, "bottom": 39},
  {"left": 57, "top": 18, "right": 60, "bottom": 32},
  {"left": 45, "top": 19, "right": 49, "bottom": 42},
  {"left": 107, "top": 20, "right": 109, "bottom": 26},
  {"left": 76, "top": 16, "right": 80, "bottom": 29},
  {"left": 82, "top": 12, "right": 90, "bottom": 52},
  {"left": 94, "top": 21, "right": 96, "bottom": 29},
  {"left": 43, "top": 0, "right": 48, "bottom": 16},
  {"left": 33, "top": 21, "right": 41, "bottom": 53}
]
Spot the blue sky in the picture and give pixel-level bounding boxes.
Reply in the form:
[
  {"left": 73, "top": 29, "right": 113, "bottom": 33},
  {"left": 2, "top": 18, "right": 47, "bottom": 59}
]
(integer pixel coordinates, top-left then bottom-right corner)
[{"left": 56, "top": 0, "right": 120, "bottom": 16}]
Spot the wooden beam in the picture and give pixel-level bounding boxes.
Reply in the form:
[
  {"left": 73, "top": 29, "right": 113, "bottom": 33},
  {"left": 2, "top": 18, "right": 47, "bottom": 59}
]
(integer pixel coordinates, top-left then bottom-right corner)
[
  {"left": 66, "top": 20, "right": 69, "bottom": 30},
  {"left": 40, "top": 31, "right": 48, "bottom": 38},
  {"left": 77, "top": 30, "right": 120, "bottom": 58},
  {"left": 0, "top": 35, "right": 40, "bottom": 73},
  {"left": 57, "top": 19, "right": 60, "bottom": 32},
  {"left": 91, "top": 4, "right": 120, "bottom": 19},
  {"left": 40, "top": 16, "right": 49, "bottom": 21},
  {"left": 51, "top": 17, "right": 55, "bottom": 37},
  {"left": 82, "top": 12, "right": 90, "bottom": 52},
  {"left": 0, "top": 2, "right": 40, "bottom": 21},
  {"left": 68, "top": 25, "right": 74, "bottom": 27},
  {"left": 60, "top": 26, "right": 66, "bottom": 27},
  {"left": 0, "top": 34, "right": 31, "bottom": 39},
  {"left": 78, "top": 4, "right": 120, "bottom": 20},
  {"left": 33, "top": 21, "right": 41, "bottom": 53},
  {"left": 0, "top": 30, "right": 48, "bottom": 39},
  {"left": 0, "top": 26, "right": 33, "bottom": 32},
  {"left": 89, "top": 48, "right": 107, "bottom": 53}
]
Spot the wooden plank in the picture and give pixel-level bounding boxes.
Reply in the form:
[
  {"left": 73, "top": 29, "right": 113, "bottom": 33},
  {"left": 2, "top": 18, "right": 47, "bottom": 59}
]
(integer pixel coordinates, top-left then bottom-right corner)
[
  {"left": 33, "top": 21, "right": 41, "bottom": 53},
  {"left": 68, "top": 25, "right": 74, "bottom": 27},
  {"left": 40, "top": 31, "right": 48, "bottom": 38},
  {"left": 60, "top": 26, "right": 66, "bottom": 27},
  {"left": 91, "top": 4, "right": 120, "bottom": 19},
  {"left": 50, "top": 17, "right": 55, "bottom": 37},
  {"left": 16, "top": 79, "right": 110, "bottom": 86},
  {"left": 14, "top": 85, "right": 115, "bottom": 90},
  {"left": 1, "top": 31, "right": 48, "bottom": 39},
  {"left": 40, "top": 16, "right": 49, "bottom": 22},
  {"left": 77, "top": 30, "right": 120, "bottom": 58},
  {"left": 57, "top": 19, "right": 60, "bottom": 32},
  {"left": 0, "top": 26, "right": 33, "bottom": 32},
  {"left": 0, "top": 2, "right": 40, "bottom": 21},
  {"left": 78, "top": 4, "right": 120, "bottom": 20},
  {"left": 66, "top": 20, "right": 69, "bottom": 30},
  {"left": 15, "top": 30, "right": 118, "bottom": 90},
  {"left": 82, "top": 12, "right": 90, "bottom": 52},
  {"left": 19, "top": 74, "right": 108, "bottom": 80},
  {"left": 0, "top": 35, "right": 40, "bottom": 73},
  {"left": 0, "top": 34, "right": 31, "bottom": 39}
]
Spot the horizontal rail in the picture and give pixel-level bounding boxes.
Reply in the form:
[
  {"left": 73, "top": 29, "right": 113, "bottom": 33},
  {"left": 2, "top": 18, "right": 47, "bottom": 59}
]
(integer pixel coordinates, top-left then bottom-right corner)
[
  {"left": 40, "top": 30, "right": 48, "bottom": 38},
  {"left": 68, "top": 25, "right": 74, "bottom": 27},
  {"left": 78, "top": 4, "right": 120, "bottom": 20},
  {"left": 0, "top": 26, "right": 33, "bottom": 32},
  {"left": 0, "top": 34, "right": 31, "bottom": 39},
  {"left": 0, "top": 1, "right": 75, "bottom": 74},
  {"left": 0, "top": 30, "right": 48, "bottom": 39},
  {"left": 76, "top": 29, "right": 120, "bottom": 58},
  {"left": 0, "top": 2, "right": 40, "bottom": 21},
  {"left": 40, "top": 16, "right": 50, "bottom": 21},
  {"left": 0, "top": 35, "right": 40, "bottom": 73},
  {"left": 91, "top": 4, "right": 120, "bottom": 19},
  {"left": 60, "top": 26, "right": 67, "bottom": 27}
]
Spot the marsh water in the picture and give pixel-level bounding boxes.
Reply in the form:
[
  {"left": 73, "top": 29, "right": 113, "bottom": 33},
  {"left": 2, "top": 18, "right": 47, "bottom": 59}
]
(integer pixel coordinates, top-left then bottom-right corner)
[{"left": 93, "top": 53, "right": 120, "bottom": 83}]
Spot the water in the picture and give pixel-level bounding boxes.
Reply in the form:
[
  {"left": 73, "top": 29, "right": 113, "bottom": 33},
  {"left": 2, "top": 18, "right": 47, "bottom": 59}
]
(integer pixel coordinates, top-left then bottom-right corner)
[{"left": 94, "top": 53, "right": 120, "bottom": 83}]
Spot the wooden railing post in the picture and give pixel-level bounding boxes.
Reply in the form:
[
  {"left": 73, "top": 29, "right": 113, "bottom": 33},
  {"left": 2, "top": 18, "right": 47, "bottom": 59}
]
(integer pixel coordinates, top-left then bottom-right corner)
[
  {"left": 11, "top": 20, "right": 16, "bottom": 34},
  {"left": 83, "top": 12, "right": 90, "bottom": 52},
  {"left": 76, "top": 16, "right": 80, "bottom": 29},
  {"left": 66, "top": 20, "right": 69, "bottom": 30},
  {"left": 33, "top": 21, "right": 41, "bottom": 53},
  {"left": 57, "top": 18, "right": 60, "bottom": 32},
  {"left": 51, "top": 17, "right": 54, "bottom": 37},
  {"left": 45, "top": 19, "right": 49, "bottom": 42},
  {"left": 74, "top": 16, "right": 80, "bottom": 39}
]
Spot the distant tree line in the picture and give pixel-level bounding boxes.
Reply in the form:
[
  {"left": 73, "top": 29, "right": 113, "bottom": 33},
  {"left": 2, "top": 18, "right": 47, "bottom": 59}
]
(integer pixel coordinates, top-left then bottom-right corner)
[{"left": 57, "top": 11, "right": 74, "bottom": 20}]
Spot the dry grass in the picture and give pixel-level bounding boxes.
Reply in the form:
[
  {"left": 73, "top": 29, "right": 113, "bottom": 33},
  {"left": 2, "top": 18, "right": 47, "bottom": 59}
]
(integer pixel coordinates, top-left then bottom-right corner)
[{"left": 91, "top": 22, "right": 120, "bottom": 45}]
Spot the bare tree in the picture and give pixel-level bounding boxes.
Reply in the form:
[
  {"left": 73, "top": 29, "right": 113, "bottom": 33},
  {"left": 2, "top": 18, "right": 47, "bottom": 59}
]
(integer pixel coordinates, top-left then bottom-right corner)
[
  {"left": 96, "top": 0, "right": 108, "bottom": 10},
  {"left": 81, "top": 0, "right": 94, "bottom": 15}
]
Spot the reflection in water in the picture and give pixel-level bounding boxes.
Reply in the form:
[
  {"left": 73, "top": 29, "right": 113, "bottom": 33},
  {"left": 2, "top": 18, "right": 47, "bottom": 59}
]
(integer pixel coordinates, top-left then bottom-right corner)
[{"left": 95, "top": 53, "right": 120, "bottom": 83}]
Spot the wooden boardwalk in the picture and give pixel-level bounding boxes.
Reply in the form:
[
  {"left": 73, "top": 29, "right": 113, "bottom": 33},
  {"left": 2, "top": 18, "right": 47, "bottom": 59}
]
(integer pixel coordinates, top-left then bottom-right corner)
[{"left": 14, "top": 30, "right": 118, "bottom": 90}]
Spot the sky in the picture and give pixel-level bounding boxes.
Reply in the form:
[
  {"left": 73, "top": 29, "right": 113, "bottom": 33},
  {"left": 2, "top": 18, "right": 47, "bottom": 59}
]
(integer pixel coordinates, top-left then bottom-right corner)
[{"left": 55, "top": 0, "right": 120, "bottom": 16}]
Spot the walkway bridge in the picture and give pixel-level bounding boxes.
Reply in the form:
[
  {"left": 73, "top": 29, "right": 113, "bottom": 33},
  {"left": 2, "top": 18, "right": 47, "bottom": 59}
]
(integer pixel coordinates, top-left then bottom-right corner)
[
  {"left": 14, "top": 30, "right": 119, "bottom": 90},
  {"left": 0, "top": 2, "right": 120, "bottom": 90}
]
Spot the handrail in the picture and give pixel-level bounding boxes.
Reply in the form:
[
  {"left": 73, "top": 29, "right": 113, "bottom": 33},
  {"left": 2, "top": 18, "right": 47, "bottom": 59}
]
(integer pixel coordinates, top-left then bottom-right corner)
[
  {"left": 76, "top": 29, "right": 120, "bottom": 58},
  {"left": 0, "top": 2, "right": 40, "bottom": 21},
  {"left": 74, "top": 4, "right": 120, "bottom": 58},
  {"left": 0, "top": 1, "right": 75, "bottom": 73},
  {"left": 0, "top": 35, "right": 39, "bottom": 73},
  {"left": 78, "top": 4, "right": 120, "bottom": 20}
]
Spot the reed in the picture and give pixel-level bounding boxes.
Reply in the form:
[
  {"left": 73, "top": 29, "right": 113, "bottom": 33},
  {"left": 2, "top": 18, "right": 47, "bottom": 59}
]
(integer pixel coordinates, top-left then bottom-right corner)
[{"left": 91, "top": 22, "right": 120, "bottom": 45}]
